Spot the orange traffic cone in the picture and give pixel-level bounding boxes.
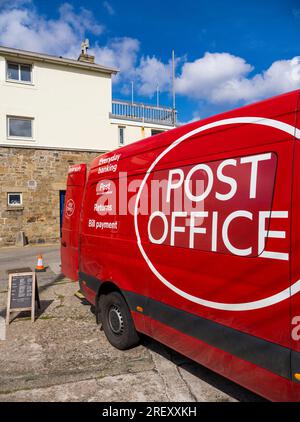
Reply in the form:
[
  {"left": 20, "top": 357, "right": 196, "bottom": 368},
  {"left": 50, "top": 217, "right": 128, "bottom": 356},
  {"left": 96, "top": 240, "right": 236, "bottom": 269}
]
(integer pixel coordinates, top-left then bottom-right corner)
[{"left": 35, "top": 255, "right": 45, "bottom": 272}]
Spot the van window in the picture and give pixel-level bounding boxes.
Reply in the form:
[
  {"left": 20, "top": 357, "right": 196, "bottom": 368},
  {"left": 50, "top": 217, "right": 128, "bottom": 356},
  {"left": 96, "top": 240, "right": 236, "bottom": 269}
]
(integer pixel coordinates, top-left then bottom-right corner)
[{"left": 141, "top": 152, "right": 278, "bottom": 257}]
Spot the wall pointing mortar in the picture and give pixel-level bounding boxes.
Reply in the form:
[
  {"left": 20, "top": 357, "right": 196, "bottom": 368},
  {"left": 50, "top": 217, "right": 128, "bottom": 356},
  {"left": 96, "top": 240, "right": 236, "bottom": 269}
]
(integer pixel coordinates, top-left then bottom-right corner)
[{"left": 0, "top": 147, "right": 101, "bottom": 246}]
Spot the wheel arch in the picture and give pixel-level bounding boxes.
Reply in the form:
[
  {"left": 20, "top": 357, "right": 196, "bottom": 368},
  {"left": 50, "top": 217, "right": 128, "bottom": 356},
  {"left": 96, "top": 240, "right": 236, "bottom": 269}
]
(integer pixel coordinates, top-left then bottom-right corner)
[{"left": 95, "top": 280, "right": 130, "bottom": 324}]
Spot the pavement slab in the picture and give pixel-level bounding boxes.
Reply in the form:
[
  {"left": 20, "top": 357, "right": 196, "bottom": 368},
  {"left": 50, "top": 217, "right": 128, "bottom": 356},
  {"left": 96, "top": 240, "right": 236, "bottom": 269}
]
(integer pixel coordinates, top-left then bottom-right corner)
[{"left": 0, "top": 245, "right": 265, "bottom": 402}]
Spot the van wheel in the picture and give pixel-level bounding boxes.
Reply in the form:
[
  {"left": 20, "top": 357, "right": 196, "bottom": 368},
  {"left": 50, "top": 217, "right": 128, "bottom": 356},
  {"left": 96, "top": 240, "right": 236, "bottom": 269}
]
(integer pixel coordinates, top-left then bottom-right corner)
[{"left": 99, "top": 291, "right": 140, "bottom": 350}]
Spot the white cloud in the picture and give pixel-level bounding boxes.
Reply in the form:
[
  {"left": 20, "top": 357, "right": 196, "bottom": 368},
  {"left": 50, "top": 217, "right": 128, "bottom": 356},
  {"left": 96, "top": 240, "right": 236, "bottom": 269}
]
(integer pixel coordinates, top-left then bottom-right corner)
[
  {"left": 0, "top": 2, "right": 104, "bottom": 57},
  {"left": 0, "top": 1, "right": 299, "bottom": 113},
  {"left": 0, "top": 0, "right": 31, "bottom": 8},
  {"left": 177, "top": 112, "right": 202, "bottom": 126},
  {"left": 0, "top": 0, "right": 173, "bottom": 97},
  {"left": 0, "top": 1, "right": 143, "bottom": 89},
  {"left": 92, "top": 37, "right": 140, "bottom": 81},
  {"left": 211, "top": 57, "right": 300, "bottom": 103},
  {"left": 92, "top": 41, "right": 172, "bottom": 97},
  {"left": 176, "top": 52, "right": 253, "bottom": 100},
  {"left": 135, "top": 56, "right": 171, "bottom": 96},
  {"left": 175, "top": 52, "right": 300, "bottom": 104},
  {"left": 103, "top": 1, "right": 115, "bottom": 15},
  {"left": 59, "top": 3, "right": 103, "bottom": 36},
  {"left": 293, "top": 8, "right": 300, "bottom": 19}
]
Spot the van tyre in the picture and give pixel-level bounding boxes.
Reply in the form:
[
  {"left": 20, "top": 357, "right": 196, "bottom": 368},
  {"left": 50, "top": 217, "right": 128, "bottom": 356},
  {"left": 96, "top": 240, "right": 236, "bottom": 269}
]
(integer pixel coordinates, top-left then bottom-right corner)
[{"left": 99, "top": 291, "right": 140, "bottom": 350}]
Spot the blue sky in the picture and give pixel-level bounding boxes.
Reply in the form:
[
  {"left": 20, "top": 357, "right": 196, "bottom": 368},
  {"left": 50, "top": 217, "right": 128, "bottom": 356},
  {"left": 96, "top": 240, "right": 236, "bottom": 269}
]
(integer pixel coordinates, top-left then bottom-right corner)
[{"left": 1, "top": 0, "right": 300, "bottom": 122}]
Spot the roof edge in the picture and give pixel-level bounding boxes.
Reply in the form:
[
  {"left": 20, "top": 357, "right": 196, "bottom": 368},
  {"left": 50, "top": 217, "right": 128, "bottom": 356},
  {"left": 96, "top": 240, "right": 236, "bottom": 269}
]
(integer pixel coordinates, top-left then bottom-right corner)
[{"left": 0, "top": 45, "right": 119, "bottom": 75}]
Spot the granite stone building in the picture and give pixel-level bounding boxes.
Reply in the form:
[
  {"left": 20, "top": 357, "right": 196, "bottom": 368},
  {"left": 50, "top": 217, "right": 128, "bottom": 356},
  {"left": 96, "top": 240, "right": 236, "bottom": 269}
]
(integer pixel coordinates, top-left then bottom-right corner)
[{"left": 0, "top": 45, "right": 177, "bottom": 246}]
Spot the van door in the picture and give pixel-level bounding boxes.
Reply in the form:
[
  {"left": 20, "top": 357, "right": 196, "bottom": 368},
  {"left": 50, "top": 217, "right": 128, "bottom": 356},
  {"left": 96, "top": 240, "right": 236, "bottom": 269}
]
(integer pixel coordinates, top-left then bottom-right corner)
[
  {"left": 291, "top": 98, "right": 300, "bottom": 399},
  {"left": 61, "top": 164, "right": 86, "bottom": 281},
  {"left": 143, "top": 94, "right": 297, "bottom": 401}
]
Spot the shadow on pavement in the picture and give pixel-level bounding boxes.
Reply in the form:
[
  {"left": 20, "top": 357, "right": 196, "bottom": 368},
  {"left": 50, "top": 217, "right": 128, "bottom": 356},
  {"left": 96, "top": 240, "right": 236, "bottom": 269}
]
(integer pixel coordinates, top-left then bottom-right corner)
[
  {"left": 0, "top": 300, "right": 53, "bottom": 322},
  {"left": 38, "top": 272, "right": 66, "bottom": 293},
  {"left": 141, "top": 336, "right": 267, "bottom": 402}
]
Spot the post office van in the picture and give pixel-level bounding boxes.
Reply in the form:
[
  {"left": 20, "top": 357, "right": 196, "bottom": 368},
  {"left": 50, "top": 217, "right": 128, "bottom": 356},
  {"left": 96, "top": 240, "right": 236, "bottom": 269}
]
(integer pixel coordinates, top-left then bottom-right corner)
[{"left": 61, "top": 90, "right": 300, "bottom": 401}]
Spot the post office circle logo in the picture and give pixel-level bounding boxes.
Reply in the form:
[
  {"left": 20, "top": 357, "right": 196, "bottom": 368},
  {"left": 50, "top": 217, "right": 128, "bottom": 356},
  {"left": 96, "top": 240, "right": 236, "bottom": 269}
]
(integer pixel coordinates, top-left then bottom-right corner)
[
  {"left": 134, "top": 117, "right": 300, "bottom": 311},
  {"left": 66, "top": 199, "right": 75, "bottom": 217}
]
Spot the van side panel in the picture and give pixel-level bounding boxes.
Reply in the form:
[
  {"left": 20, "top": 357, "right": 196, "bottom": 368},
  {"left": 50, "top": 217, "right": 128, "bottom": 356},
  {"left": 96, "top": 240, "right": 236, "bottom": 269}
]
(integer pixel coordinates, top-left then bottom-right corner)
[
  {"left": 61, "top": 164, "right": 86, "bottom": 281},
  {"left": 291, "top": 93, "right": 300, "bottom": 400},
  {"left": 141, "top": 99, "right": 295, "bottom": 401},
  {"left": 79, "top": 90, "right": 300, "bottom": 401},
  {"left": 79, "top": 167, "right": 150, "bottom": 321}
]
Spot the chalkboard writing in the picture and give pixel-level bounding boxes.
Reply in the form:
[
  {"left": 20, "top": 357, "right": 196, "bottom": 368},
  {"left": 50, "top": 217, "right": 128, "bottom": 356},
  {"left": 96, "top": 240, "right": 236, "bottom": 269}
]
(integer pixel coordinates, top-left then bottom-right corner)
[
  {"left": 10, "top": 274, "right": 33, "bottom": 309},
  {"left": 6, "top": 272, "right": 40, "bottom": 324}
]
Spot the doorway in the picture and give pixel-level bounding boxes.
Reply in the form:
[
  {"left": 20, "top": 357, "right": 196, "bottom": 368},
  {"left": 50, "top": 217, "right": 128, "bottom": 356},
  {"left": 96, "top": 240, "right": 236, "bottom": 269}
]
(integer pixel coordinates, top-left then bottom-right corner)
[{"left": 59, "top": 190, "right": 66, "bottom": 237}]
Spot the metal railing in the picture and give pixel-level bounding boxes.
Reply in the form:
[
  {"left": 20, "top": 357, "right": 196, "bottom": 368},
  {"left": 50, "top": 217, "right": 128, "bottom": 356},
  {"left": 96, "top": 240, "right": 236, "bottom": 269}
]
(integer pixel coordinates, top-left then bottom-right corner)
[{"left": 110, "top": 99, "right": 177, "bottom": 126}]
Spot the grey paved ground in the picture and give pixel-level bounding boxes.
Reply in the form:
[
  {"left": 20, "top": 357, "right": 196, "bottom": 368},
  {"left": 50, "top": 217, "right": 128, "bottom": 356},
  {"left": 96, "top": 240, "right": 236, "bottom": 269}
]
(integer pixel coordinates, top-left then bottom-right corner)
[
  {"left": 0, "top": 245, "right": 265, "bottom": 402},
  {"left": 0, "top": 244, "right": 61, "bottom": 291}
]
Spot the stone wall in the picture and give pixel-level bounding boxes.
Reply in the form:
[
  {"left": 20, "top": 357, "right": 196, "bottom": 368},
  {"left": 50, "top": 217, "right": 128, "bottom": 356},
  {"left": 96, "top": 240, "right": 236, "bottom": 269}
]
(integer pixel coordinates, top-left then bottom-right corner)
[{"left": 0, "top": 147, "right": 101, "bottom": 246}]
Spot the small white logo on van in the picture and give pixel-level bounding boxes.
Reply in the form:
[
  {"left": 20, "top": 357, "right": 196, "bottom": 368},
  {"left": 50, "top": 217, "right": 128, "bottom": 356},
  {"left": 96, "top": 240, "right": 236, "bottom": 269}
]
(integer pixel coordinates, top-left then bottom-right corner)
[{"left": 66, "top": 199, "right": 75, "bottom": 217}]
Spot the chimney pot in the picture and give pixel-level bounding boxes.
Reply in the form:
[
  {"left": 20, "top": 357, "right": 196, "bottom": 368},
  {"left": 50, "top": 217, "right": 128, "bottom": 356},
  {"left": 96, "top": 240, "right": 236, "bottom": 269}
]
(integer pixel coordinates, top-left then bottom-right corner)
[{"left": 78, "top": 53, "right": 95, "bottom": 64}]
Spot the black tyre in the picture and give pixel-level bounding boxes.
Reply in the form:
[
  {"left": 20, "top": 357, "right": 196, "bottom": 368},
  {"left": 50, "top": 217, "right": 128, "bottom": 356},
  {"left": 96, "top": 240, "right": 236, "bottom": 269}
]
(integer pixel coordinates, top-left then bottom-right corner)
[{"left": 99, "top": 291, "right": 140, "bottom": 350}]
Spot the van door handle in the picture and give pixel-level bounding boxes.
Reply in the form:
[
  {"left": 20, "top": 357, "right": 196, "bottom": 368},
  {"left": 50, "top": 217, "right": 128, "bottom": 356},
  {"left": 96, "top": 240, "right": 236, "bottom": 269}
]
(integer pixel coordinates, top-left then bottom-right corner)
[{"left": 61, "top": 240, "right": 67, "bottom": 247}]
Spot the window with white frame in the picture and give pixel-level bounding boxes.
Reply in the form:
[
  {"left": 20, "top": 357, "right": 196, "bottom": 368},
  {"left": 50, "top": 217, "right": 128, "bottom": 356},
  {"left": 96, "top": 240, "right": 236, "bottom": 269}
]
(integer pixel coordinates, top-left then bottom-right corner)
[
  {"left": 7, "top": 193, "right": 22, "bottom": 207},
  {"left": 118, "top": 126, "right": 125, "bottom": 146},
  {"left": 7, "top": 62, "right": 32, "bottom": 83},
  {"left": 7, "top": 116, "right": 34, "bottom": 139}
]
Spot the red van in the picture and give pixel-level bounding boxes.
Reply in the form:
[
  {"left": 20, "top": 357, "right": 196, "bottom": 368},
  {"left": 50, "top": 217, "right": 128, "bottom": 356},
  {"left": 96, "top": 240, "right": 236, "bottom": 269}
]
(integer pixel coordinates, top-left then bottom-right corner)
[{"left": 61, "top": 90, "right": 300, "bottom": 401}]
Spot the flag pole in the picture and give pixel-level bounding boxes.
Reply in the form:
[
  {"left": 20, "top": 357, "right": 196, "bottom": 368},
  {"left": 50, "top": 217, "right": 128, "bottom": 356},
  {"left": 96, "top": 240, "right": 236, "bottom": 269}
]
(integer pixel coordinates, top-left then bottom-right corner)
[{"left": 172, "top": 50, "right": 176, "bottom": 124}]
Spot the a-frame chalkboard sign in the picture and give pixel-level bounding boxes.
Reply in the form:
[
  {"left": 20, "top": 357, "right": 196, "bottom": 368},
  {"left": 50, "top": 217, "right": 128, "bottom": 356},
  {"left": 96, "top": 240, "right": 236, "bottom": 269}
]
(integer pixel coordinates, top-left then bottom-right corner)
[{"left": 6, "top": 272, "right": 40, "bottom": 325}]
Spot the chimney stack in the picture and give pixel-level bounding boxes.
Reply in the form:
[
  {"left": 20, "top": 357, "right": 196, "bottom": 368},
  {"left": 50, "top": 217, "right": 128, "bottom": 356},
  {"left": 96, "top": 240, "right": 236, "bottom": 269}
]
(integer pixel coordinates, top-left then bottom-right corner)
[{"left": 78, "top": 39, "right": 95, "bottom": 64}]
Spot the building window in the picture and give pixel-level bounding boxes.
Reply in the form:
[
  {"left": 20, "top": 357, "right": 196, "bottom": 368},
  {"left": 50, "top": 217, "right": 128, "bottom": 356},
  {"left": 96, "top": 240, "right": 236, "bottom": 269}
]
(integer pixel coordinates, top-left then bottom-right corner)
[
  {"left": 7, "top": 193, "right": 22, "bottom": 207},
  {"left": 7, "top": 116, "right": 33, "bottom": 139},
  {"left": 7, "top": 62, "right": 32, "bottom": 83},
  {"left": 151, "top": 129, "right": 164, "bottom": 136},
  {"left": 118, "top": 126, "right": 125, "bottom": 146}
]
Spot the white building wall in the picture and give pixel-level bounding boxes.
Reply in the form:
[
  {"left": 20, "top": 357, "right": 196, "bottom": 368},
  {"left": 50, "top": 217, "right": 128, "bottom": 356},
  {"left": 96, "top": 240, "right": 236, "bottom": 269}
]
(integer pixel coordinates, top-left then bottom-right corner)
[
  {"left": 110, "top": 119, "right": 170, "bottom": 147},
  {"left": 0, "top": 56, "right": 116, "bottom": 151},
  {"left": 0, "top": 54, "right": 174, "bottom": 153}
]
